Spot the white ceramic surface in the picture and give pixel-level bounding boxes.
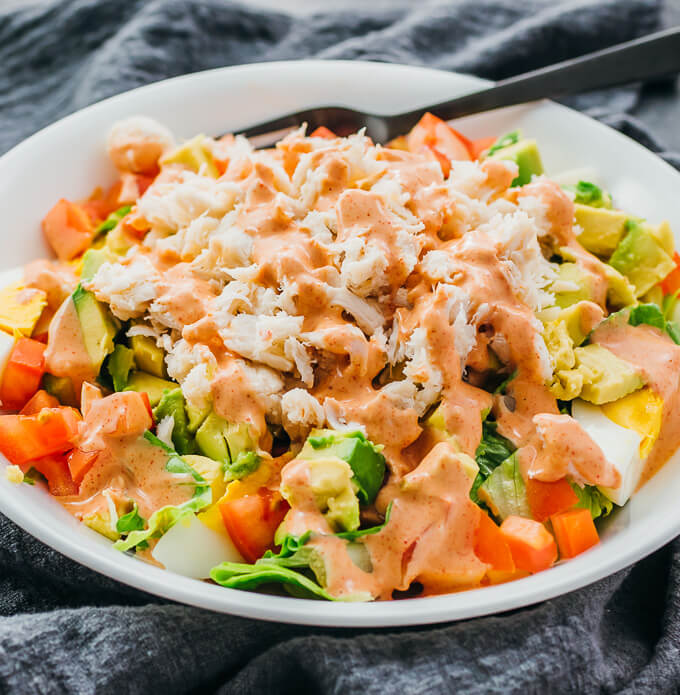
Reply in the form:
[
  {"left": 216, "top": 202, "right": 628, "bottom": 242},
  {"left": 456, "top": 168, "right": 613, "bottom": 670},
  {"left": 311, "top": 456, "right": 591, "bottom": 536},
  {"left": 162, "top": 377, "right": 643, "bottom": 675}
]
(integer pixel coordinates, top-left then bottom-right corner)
[{"left": 1, "top": 61, "right": 679, "bottom": 627}]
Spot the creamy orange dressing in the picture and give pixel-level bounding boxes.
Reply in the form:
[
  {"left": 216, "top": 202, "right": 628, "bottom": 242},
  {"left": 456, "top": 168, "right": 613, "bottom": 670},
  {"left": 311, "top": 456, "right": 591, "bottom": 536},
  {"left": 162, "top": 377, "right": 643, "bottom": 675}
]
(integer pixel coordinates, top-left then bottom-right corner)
[
  {"left": 592, "top": 320, "right": 680, "bottom": 485},
  {"left": 44, "top": 295, "right": 97, "bottom": 391},
  {"left": 518, "top": 413, "right": 621, "bottom": 487},
  {"left": 61, "top": 392, "right": 192, "bottom": 521},
  {"left": 24, "top": 258, "right": 77, "bottom": 308}
]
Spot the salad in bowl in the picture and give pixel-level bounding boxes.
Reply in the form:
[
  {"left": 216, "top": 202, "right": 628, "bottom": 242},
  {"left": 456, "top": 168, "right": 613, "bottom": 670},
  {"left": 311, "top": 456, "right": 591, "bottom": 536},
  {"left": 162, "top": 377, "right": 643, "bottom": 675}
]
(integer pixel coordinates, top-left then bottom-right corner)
[{"left": 1, "top": 112, "right": 679, "bottom": 602}]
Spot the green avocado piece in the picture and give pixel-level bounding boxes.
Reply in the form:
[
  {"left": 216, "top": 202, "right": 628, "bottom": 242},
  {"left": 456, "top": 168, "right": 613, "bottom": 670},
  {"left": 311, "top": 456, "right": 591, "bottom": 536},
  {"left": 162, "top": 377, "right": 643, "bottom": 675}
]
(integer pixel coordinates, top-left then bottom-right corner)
[
  {"left": 81, "top": 248, "right": 115, "bottom": 283},
  {"left": 160, "top": 135, "right": 219, "bottom": 178},
  {"left": 299, "top": 429, "right": 386, "bottom": 505},
  {"left": 107, "top": 344, "right": 135, "bottom": 392},
  {"left": 554, "top": 302, "right": 600, "bottom": 346},
  {"left": 574, "top": 344, "right": 644, "bottom": 404},
  {"left": 609, "top": 221, "right": 676, "bottom": 297},
  {"left": 186, "top": 401, "right": 210, "bottom": 434},
  {"left": 130, "top": 334, "right": 166, "bottom": 378},
  {"left": 72, "top": 285, "right": 118, "bottom": 375},
  {"left": 195, "top": 411, "right": 255, "bottom": 467},
  {"left": 105, "top": 224, "right": 136, "bottom": 256},
  {"left": 487, "top": 138, "right": 543, "bottom": 187},
  {"left": 568, "top": 181, "right": 612, "bottom": 209},
  {"left": 551, "top": 263, "right": 594, "bottom": 309},
  {"left": 43, "top": 373, "right": 78, "bottom": 407},
  {"left": 281, "top": 456, "right": 361, "bottom": 533},
  {"left": 153, "top": 388, "right": 196, "bottom": 455},
  {"left": 574, "top": 204, "right": 628, "bottom": 258},
  {"left": 124, "top": 371, "right": 178, "bottom": 407}
]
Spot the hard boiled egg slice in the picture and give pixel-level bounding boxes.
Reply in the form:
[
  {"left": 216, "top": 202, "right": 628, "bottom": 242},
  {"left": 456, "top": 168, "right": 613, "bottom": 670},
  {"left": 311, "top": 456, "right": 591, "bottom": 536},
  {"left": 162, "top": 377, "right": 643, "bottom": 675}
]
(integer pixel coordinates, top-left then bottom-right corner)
[
  {"left": 571, "top": 399, "right": 643, "bottom": 506},
  {"left": 151, "top": 513, "right": 243, "bottom": 579}
]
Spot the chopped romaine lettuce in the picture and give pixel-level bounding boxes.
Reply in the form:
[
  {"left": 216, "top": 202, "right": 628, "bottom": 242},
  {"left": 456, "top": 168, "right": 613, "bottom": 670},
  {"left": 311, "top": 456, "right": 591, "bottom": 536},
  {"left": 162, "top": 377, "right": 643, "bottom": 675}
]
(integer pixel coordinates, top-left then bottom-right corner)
[
  {"left": 570, "top": 483, "right": 613, "bottom": 520},
  {"left": 471, "top": 419, "right": 517, "bottom": 505},
  {"left": 152, "top": 388, "right": 197, "bottom": 455},
  {"left": 478, "top": 453, "right": 530, "bottom": 521},
  {"left": 116, "top": 504, "right": 146, "bottom": 534}
]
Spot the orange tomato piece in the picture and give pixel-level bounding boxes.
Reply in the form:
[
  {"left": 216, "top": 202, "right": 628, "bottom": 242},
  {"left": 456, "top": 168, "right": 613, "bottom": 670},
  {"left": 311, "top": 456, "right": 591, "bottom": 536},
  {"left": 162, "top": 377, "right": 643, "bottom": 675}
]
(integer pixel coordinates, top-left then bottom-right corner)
[
  {"left": 474, "top": 512, "right": 515, "bottom": 572},
  {"left": 551, "top": 508, "right": 599, "bottom": 559},
  {"left": 67, "top": 448, "right": 99, "bottom": 486},
  {"left": 469, "top": 136, "right": 497, "bottom": 159},
  {"left": 0, "top": 407, "right": 81, "bottom": 468},
  {"left": 500, "top": 516, "right": 557, "bottom": 574},
  {"left": 406, "top": 112, "right": 472, "bottom": 161},
  {"left": 20, "top": 390, "right": 60, "bottom": 415},
  {"left": 661, "top": 252, "right": 680, "bottom": 296},
  {"left": 0, "top": 337, "right": 46, "bottom": 410},
  {"left": 42, "top": 199, "right": 95, "bottom": 261},
  {"left": 219, "top": 488, "right": 290, "bottom": 562},
  {"left": 31, "top": 453, "right": 78, "bottom": 496},
  {"left": 526, "top": 478, "right": 579, "bottom": 523},
  {"left": 310, "top": 126, "right": 337, "bottom": 139}
]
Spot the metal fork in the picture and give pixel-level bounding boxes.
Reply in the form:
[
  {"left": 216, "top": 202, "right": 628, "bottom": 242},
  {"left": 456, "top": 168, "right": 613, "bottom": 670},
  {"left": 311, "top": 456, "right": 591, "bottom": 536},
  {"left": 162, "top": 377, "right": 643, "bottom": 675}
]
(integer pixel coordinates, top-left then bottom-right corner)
[{"left": 240, "top": 26, "right": 680, "bottom": 148}]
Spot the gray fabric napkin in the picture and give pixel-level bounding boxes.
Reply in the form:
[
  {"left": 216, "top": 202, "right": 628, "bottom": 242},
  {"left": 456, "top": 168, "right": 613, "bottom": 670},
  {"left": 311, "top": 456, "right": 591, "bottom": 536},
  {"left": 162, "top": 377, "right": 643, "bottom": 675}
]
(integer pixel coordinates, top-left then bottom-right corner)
[{"left": 1, "top": 1, "right": 680, "bottom": 693}]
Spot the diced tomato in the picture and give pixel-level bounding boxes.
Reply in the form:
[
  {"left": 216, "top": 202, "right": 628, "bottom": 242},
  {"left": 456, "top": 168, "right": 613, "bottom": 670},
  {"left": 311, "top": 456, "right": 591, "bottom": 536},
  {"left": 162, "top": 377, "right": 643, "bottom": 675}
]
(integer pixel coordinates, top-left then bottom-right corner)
[
  {"left": 526, "top": 478, "right": 579, "bottom": 523},
  {"left": 0, "top": 337, "right": 46, "bottom": 410},
  {"left": 310, "top": 126, "right": 337, "bottom": 139},
  {"left": 661, "top": 252, "right": 680, "bottom": 295},
  {"left": 31, "top": 453, "right": 78, "bottom": 496},
  {"left": 20, "top": 390, "right": 60, "bottom": 415},
  {"left": 0, "top": 407, "right": 81, "bottom": 468},
  {"left": 426, "top": 146, "right": 451, "bottom": 178},
  {"left": 84, "top": 391, "right": 152, "bottom": 437},
  {"left": 469, "top": 136, "right": 497, "bottom": 160},
  {"left": 139, "top": 391, "right": 154, "bottom": 424},
  {"left": 500, "top": 516, "right": 557, "bottom": 574},
  {"left": 42, "top": 199, "right": 95, "bottom": 261},
  {"left": 551, "top": 508, "right": 599, "bottom": 559},
  {"left": 474, "top": 512, "right": 515, "bottom": 572},
  {"left": 219, "top": 488, "right": 290, "bottom": 562},
  {"left": 67, "top": 448, "right": 99, "bottom": 486},
  {"left": 406, "top": 112, "right": 472, "bottom": 161}
]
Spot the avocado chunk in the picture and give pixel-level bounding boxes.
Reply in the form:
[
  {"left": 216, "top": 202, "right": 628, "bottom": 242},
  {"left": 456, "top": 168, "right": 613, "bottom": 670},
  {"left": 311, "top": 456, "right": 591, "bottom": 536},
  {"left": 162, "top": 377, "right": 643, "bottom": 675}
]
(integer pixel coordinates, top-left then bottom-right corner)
[
  {"left": 567, "top": 181, "right": 612, "bottom": 209},
  {"left": 550, "top": 263, "right": 594, "bottom": 309},
  {"left": 609, "top": 221, "right": 676, "bottom": 297},
  {"left": 646, "top": 220, "right": 674, "bottom": 256},
  {"left": 602, "top": 264, "right": 636, "bottom": 309},
  {"left": 195, "top": 411, "right": 257, "bottom": 478},
  {"left": 43, "top": 373, "right": 78, "bottom": 407},
  {"left": 421, "top": 405, "right": 479, "bottom": 480},
  {"left": 81, "top": 247, "right": 115, "bottom": 283},
  {"left": 71, "top": 285, "right": 118, "bottom": 376},
  {"left": 574, "top": 344, "right": 644, "bottom": 405},
  {"left": 160, "top": 135, "right": 219, "bottom": 178},
  {"left": 554, "top": 301, "right": 602, "bottom": 346},
  {"left": 105, "top": 224, "right": 136, "bottom": 256},
  {"left": 124, "top": 371, "right": 178, "bottom": 407},
  {"left": 281, "top": 456, "right": 360, "bottom": 533},
  {"left": 107, "top": 344, "right": 135, "bottom": 391},
  {"left": 153, "top": 388, "right": 196, "bottom": 455},
  {"left": 299, "top": 429, "right": 386, "bottom": 505},
  {"left": 574, "top": 204, "right": 628, "bottom": 258},
  {"left": 487, "top": 138, "right": 543, "bottom": 187},
  {"left": 130, "top": 334, "right": 166, "bottom": 378},
  {"left": 186, "top": 401, "right": 210, "bottom": 434}
]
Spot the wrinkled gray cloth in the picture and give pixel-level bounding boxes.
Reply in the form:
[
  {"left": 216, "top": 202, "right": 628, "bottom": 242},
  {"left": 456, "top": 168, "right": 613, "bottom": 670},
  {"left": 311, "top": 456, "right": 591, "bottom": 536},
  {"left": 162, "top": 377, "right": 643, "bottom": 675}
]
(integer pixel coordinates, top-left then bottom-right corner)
[{"left": 1, "top": 1, "right": 680, "bottom": 693}]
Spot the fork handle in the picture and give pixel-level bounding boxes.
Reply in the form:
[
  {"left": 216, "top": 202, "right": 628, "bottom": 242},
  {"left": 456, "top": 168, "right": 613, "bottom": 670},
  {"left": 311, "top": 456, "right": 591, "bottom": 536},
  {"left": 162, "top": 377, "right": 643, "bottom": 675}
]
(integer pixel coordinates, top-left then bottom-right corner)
[{"left": 383, "top": 26, "right": 680, "bottom": 141}]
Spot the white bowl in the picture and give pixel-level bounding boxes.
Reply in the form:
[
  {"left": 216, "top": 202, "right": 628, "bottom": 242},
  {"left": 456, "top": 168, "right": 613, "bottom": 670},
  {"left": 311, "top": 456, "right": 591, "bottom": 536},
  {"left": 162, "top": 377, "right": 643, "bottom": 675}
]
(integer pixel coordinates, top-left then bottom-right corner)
[{"left": 1, "top": 60, "right": 679, "bottom": 627}]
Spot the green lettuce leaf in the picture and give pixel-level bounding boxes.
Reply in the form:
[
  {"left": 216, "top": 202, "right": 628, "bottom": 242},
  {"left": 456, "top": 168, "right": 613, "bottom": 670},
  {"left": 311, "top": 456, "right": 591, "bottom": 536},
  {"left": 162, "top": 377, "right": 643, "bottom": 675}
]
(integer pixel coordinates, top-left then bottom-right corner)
[
  {"left": 628, "top": 303, "right": 680, "bottom": 345},
  {"left": 471, "top": 419, "right": 517, "bottom": 506},
  {"left": 335, "top": 502, "right": 393, "bottom": 541},
  {"left": 478, "top": 452, "right": 530, "bottom": 521},
  {"left": 116, "top": 504, "right": 146, "bottom": 534},
  {"left": 570, "top": 483, "right": 613, "bottom": 520}
]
